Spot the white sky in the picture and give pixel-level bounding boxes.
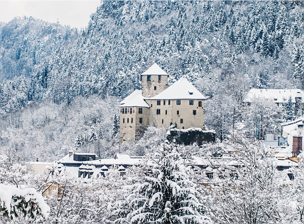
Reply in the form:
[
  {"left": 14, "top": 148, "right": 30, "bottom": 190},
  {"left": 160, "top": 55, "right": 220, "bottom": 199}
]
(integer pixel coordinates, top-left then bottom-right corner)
[{"left": 0, "top": 0, "right": 101, "bottom": 29}]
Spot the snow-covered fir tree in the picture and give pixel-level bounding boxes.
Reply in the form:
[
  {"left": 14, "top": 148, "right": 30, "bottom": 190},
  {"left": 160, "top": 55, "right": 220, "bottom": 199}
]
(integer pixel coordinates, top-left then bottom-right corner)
[{"left": 110, "top": 143, "right": 211, "bottom": 224}]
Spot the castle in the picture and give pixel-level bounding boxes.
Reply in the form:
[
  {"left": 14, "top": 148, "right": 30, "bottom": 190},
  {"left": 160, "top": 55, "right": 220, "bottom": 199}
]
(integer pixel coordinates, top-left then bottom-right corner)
[{"left": 119, "top": 63, "right": 206, "bottom": 143}]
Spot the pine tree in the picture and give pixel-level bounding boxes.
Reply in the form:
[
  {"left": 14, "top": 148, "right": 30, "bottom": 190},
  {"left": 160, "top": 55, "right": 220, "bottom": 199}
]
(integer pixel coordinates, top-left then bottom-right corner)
[
  {"left": 110, "top": 143, "right": 211, "bottom": 224},
  {"left": 112, "top": 114, "right": 119, "bottom": 138},
  {"left": 285, "top": 97, "right": 295, "bottom": 121}
]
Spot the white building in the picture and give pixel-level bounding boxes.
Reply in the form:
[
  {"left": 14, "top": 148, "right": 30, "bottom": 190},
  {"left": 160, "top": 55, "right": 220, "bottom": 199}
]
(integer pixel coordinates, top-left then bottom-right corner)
[
  {"left": 120, "top": 63, "right": 206, "bottom": 143},
  {"left": 244, "top": 88, "right": 303, "bottom": 105}
]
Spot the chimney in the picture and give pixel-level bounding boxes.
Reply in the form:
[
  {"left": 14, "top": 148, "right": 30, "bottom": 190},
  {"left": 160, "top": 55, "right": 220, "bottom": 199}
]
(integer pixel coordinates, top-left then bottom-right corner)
[{"left": 69, "top": 150, "right": 73, "bottom": 157}]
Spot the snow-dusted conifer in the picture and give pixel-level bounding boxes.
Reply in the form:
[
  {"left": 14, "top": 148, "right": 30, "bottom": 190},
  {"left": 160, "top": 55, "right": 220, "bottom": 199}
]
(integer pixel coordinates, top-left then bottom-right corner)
[{"left": 111, "top": 142, "right": 211, "bottom": 224}]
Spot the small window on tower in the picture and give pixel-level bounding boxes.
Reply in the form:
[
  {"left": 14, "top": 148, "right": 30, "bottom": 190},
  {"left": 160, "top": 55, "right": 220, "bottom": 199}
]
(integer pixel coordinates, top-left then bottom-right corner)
[
  {"left": 138, "top": 108, "right": 143, "bottom": 114},
  {"left": 131, "top": 118, "right": 133, "bottom": 123},
  {"left": 177, "top": 110, "right": 179, "bottom": 115},
  {"left": 168, "top": 100, "right": 171, "bottom": 105},
  {"left": 189, "top": 100, "right": 194, "bottom": 105},
  {"left": 163, "top": 100, "right": 166, "bottom": 105},
  {"left": 139, "top": 118, "right": 143, "bottom": 124},
  {"left": 177, "top": 100, "right": 181, "bottom": 105},
  {"left": 130, "top": 108, "right": 132, "bottom": 114},
  {"left": 165, "top": 110, "right": 167, "bottom": 115},
  {"left": 127, "top": 118, "right": 129, "bottom": 123},
  {"left": 121, "top": 108, "right": 124, "bottom": 114},
  {"left": 147, "top": 75, "right": 151, "bottom": 81},
  {"left": 180, "top": 119, "right": 183, "bottom": 124},
  {"left": 156, "top": 109, "right": 161, "bottom": 115},
  {"left": 157, "top": 100, "right": 161, "bottom": 105},
  {"left": 193, "top": 110, "right": 197, "bottom": 115},
  {"left": 123, "top": 118, "right": 125, "bottom": 123},
  {"left": 162, "top": 119, "right": 164, "bottom": 124},
  {"left": 158, "top": 75, "right": 161, "bottom": 82},
  {"left": 154, "top": 86, "right": 157, "bottom": 90},
  {"left": 198, "top": 101, "right": 202, "bottom": 107}
]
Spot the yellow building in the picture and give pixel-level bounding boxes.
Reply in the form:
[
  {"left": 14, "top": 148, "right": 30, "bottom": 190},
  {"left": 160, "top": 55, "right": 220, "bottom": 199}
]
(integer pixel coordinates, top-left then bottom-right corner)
[{"left": 120, "top": 63, "right": 206, "bottom": 143}]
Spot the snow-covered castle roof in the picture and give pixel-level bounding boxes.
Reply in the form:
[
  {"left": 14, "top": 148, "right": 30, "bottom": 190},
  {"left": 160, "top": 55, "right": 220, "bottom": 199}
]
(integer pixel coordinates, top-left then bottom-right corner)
[
  {"left": 142, "top": 63, "right": 167, "bottom": 75},
  {"left": 152, "top": 77, "right": 206, "bottom": 100},
  {"left": 120, "top": 90, "right": 150, "bottom": 107},
  {"left": 244, "top": 88, "right": 303, "bottom": 103}
]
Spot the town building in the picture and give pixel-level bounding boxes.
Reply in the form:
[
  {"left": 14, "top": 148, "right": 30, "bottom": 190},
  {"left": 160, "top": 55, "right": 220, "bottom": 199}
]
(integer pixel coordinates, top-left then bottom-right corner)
[
  {"left": 244, "top": 88, "right": 304, "bottom": 117},
  {"left": 244, "top": 88, "right": 304, "bottom": 106},
  {"left": 119, "top": 63, "right": 206, "bottom": 143}
]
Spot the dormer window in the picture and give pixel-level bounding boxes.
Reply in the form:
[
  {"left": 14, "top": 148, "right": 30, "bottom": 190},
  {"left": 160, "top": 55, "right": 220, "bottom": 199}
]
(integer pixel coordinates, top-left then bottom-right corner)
[
  {"left": 274, "top": 98, "right": 277, "bottom": 101},
  {"left": 147, "top": 75, "right": 151, "bottom": 81},
  {"left": 188, "top": 91, "right": 193, "bottom": 95}
]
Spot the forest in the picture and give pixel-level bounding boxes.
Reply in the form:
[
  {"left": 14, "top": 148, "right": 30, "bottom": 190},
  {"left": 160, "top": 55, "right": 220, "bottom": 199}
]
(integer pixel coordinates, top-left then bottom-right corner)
[
  {"left": 0, "top": 0, "right": 304, "bottom": 223},
  {"left": 0, "top": 0, "right": 303, "bottom": 161}
]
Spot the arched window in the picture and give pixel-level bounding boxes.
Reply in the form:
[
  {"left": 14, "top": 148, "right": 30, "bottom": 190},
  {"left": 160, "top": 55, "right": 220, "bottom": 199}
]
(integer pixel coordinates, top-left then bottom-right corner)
[{"left": 198, "top": 101, "right": 202, "bottom": 107}]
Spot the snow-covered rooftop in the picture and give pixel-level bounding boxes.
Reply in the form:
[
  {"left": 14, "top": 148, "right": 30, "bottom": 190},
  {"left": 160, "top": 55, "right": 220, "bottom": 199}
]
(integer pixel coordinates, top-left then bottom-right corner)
[
  {"left": 120, "top": 90, "right": 150, "bottom": 108},
  {"left": 244, "top": 88, "right": 303, "bottom": 103},
  {"left": 281, "top": 116, "right": 304, "bottom": 127},
  {"left": 142, "top": 63, "right": 167, "bottom": 76},
  {"left": 151, "top": 77, "right": 206, "bottom": 100}
]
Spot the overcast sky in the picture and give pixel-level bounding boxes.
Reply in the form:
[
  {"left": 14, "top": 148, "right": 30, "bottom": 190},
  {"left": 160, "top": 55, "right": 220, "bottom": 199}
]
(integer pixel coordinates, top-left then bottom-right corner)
[{"left": 0, "top": 0, "right": 101, "bottom": 29}]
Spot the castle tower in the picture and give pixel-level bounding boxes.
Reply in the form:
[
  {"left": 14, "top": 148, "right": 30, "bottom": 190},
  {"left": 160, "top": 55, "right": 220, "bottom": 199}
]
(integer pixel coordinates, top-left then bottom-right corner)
[{"left": 141, "top": 63, "right": 168, "bottom": 98}]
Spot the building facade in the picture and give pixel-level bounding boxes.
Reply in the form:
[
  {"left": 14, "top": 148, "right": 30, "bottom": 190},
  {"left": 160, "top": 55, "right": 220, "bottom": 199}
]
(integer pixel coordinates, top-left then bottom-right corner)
[{"left": 120, "top": 63, "right": 206, "bottom": 143}]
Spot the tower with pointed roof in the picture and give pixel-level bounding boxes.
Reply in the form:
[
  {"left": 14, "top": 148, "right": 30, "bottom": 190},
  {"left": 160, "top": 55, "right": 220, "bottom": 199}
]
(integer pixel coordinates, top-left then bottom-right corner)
[
  {"left": 119, "top": 63, "right": 206, "bottom": 143},
  {"left": 141, "top": 63, "right": 168, "bottom": 98}
]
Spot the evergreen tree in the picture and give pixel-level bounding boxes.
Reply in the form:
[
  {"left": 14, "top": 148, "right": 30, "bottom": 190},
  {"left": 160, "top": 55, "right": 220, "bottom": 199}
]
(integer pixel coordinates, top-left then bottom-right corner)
[
  {"left": 285, "top": 96, "right": 295, "bottom": 121},
  {"left": 110, "top": 143, "right": 211, "bottom": 224},
  {"left": 112, "top": 114, "right": 120, "bottom": 138}
]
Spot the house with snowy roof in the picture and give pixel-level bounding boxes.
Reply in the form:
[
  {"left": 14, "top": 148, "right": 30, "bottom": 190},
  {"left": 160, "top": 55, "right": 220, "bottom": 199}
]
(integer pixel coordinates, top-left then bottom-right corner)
[
  {"left": 244, "top": 88, "right": 304, "bottom": 106},
  {"left": 120, "top": 63, "right": 206, "bottom": 143},
  {"left": 244, "top": 88, "right": 303, "bottom": 115}
]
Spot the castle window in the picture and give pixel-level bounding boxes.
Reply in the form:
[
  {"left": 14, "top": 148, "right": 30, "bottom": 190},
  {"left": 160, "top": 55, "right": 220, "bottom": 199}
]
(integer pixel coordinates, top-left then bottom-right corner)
[
  {"left": 165, "top": 110, "right": 167, "bottom": 115},
  {"left": 123, "top": 118, "right": 125, "bottom": 123},
  {"left": 168, "top": 100, "right": 171, "bottom": 105},
  {"left": 198, "top": 101, "right": 202, "bottom": 107},
  {"left": 138, "top": 108, "right": 143, "bottom": 114},
  {"left": 157, "top": 100, "right": 161, "bottom": 105},
  {"left": 127, "top": 118, "right": 129, "bottom": 123},
  {"left": 162, "top": 119, "right": 164, "bottom": 124},
  {"left": 163, "top": 100, "right": 166, "bottom": 105},
  {"left": 139, "top": 118, "right": 143, "bottom": 124},
  {"left": 147, "top": 75, "right": 151, "bottom": 81},
  {"left": 180, "top": 119, "right": 183, "bottom": 123},
  {"left": 182, "top": 126, "right": 184, "bottom": 129},
  {"left": 154, "top": 86, "right": 157, "bottom": 90},
  {"left": 193, "top": 110, "right": 197, "bottom": 115},
  {"left": 130, "top": 108, "right": 132, "bottom": 114},
  {"left": 189, "top": 100, "right": 194, "bottom": 105},
  {"left": 177, "top": 110, "right": 179, "bottom": 115},
  {"left": 121, "top": 108, "right": 124, "bottom": 114},
  {"left": 158, "top": 75, "right": 161, "bottom": 82},
  {"left": 177, "top": 100, "right": 181, "bottom": 105},
  {"left": 151, "top": 104, "right": 153, "bottom": 107},
  {"left": 131, "top": 118, "right": 133, "bottom": 123},
  {"left": 156, "top": 109, "right": 161, "bottom": 115}
]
